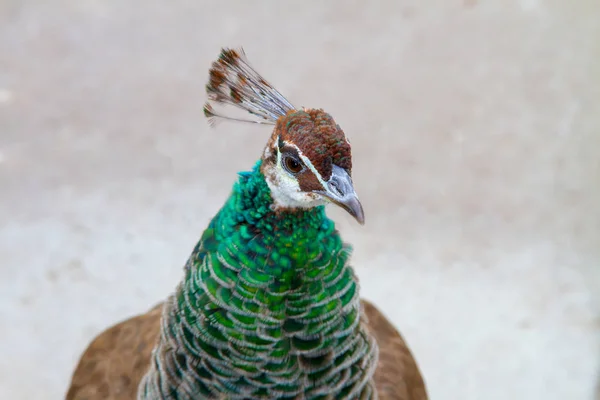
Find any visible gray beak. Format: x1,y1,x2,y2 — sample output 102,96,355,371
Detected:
317,165,365,225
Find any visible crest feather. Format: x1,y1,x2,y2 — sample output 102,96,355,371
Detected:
204,48,296,126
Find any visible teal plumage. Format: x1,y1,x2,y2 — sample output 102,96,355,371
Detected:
139,161,378,398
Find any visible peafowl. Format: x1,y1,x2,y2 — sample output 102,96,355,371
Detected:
66,48,428,400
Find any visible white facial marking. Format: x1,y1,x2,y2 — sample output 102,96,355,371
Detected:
297,152,328,188
263,145,272,159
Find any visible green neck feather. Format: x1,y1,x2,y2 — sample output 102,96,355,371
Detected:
139,161,377,399
206,160,342,277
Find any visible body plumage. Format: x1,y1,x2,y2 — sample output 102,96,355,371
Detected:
139,162,377,398
67,48,427,400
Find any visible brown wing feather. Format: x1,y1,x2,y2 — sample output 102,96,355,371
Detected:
363,299,429,400
65,303,163,400
66,300,427,400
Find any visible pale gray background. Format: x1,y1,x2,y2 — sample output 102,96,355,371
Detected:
1,1,599,399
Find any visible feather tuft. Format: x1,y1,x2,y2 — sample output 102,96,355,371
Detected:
204,47,295,126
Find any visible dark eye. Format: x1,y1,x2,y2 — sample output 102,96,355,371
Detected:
283,155,304,174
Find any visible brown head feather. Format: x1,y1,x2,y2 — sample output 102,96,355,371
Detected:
273,109,352,180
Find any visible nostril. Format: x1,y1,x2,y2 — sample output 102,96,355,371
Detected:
329,180,343,196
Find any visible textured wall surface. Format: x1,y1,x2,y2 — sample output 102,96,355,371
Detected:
1,1,599,399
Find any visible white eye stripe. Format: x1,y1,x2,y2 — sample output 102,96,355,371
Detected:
276,139,327,187
297,152,327,187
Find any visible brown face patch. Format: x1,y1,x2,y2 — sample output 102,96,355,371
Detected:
296,169,325,192
272,109,352,180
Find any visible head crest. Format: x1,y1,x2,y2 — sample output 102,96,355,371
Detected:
203,48,296,126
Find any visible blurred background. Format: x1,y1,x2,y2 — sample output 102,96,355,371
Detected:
1,1,599,399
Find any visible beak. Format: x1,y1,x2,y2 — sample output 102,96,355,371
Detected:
317,165,365,225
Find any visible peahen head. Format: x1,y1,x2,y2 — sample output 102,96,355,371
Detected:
204,48,364,224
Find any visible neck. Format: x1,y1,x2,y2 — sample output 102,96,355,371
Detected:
139,161,378,399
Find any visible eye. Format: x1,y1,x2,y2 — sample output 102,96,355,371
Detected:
283,154,304,174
